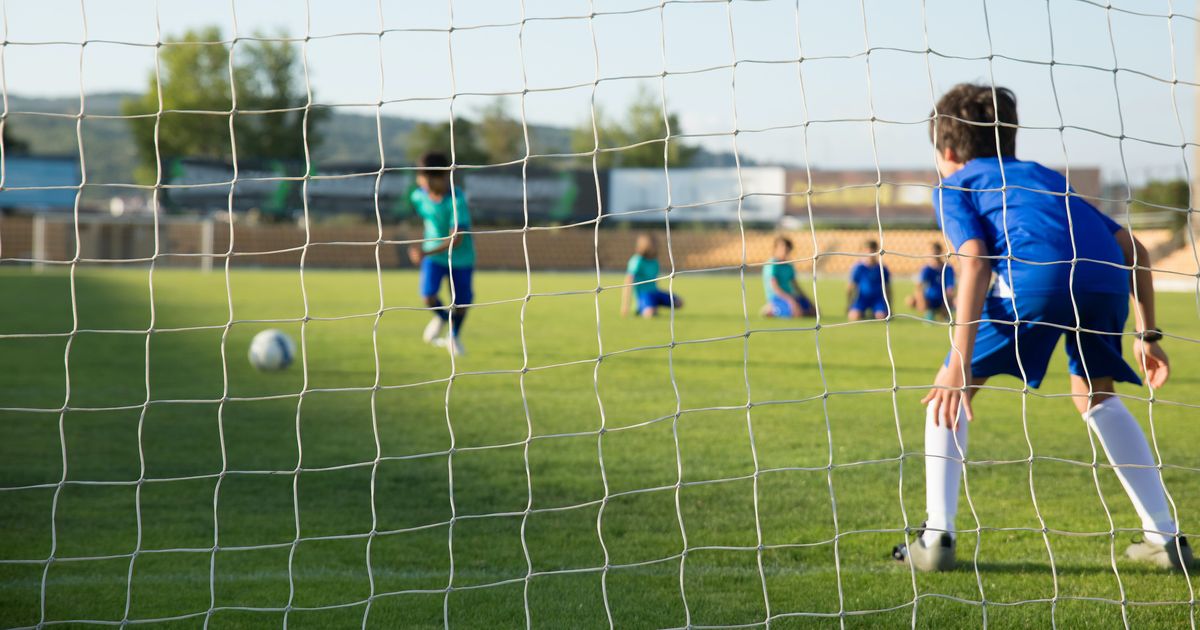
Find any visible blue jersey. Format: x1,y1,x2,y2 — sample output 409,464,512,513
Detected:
933,157,1125,296
626,254,660,297
850,261,890,300
920,263,955,302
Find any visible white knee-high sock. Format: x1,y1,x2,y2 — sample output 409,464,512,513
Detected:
924,402,968,545
1084,397,1177,545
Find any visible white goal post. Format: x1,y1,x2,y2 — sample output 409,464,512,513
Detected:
18,213,217,272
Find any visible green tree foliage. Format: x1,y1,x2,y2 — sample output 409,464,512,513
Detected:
2,124,30,155
233,37,327,165
1131,179,1190,231
405,117,487,165
123,26,325,182
405,99,530,165
476,98,525,163
571,86,698,168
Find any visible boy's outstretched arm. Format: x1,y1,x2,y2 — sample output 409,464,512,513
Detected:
923,238,990,427
409,233,464,262
1115,228,1170,388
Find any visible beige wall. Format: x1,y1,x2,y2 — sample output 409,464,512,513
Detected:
0,215,1178,277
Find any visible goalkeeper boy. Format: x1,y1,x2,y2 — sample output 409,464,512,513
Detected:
894,83,1187,572
408,151,474,358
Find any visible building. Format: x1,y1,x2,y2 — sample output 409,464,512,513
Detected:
784,167,1103,226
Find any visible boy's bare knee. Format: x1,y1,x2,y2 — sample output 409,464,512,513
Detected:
1070,375,1116,413
1073,391,1116,415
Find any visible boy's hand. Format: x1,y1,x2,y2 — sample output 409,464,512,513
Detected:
923,361,974,429
1133,339,1170,389
407,246,425,265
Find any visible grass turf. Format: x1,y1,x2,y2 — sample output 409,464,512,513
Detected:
1,266,1199,629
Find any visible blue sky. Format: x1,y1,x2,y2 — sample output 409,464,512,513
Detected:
3,0,1196,181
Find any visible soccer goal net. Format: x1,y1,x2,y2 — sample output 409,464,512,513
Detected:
0,0,1198,628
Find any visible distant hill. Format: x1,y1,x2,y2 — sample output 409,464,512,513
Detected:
4,93,744,199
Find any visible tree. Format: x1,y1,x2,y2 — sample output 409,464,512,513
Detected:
123,26,325,183
405,117,487,165
405,100,528,165
2,124,30,155
1131,179,1190,233
571,85,698,169
476,98,525,164
233,35,328,166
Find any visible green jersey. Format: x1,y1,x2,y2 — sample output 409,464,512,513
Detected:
626,254,660,297
763,258,796,299
411,187,475,268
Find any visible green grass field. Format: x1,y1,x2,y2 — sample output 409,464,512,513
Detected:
2,266,1200,629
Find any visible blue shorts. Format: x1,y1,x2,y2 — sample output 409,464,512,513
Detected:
419,258,474,305
636,290,677,313
951,292,1140,389
769,293,813,317
850,294,889,316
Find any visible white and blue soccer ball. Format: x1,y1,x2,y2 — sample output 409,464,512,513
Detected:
248,329,296,372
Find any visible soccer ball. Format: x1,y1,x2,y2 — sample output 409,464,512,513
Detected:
248,329,296,371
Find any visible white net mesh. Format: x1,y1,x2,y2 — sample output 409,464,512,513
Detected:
0,0,1198,627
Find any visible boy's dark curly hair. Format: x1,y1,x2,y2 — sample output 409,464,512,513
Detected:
417,151,451,176
930,83,1018,161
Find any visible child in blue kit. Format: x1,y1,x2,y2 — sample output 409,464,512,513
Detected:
906,241,956,321
894,83,1184,572
408,152,475,358
761,235,815,318
846,239,892,321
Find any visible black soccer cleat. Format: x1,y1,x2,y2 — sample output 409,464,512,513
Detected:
892,522,956,572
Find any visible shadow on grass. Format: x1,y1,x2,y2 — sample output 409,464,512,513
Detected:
947,561,1187,578
632,353,936,376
